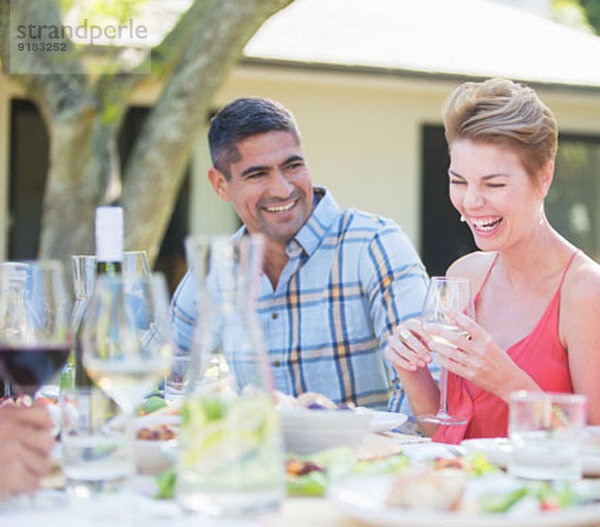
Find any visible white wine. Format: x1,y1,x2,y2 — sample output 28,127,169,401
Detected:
85,356,171,413
424,323,469,348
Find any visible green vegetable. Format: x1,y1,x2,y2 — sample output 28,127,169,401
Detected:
479,487,528,513
353,454,408,475
138,396,168,416
287,470,328,497
154,468,176,499
467,452,497,477
533,482,583,509
285,447,408,497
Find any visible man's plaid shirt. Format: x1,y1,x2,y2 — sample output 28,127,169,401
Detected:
171,188,429,413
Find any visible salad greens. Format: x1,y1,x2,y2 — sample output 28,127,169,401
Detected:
155,469,176,499
478,480,587,514
153,446,409,499
137,396,168,416
286,447,408,497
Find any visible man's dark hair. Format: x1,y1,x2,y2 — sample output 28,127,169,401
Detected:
208,97,301,178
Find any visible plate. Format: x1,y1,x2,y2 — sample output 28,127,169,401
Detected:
370,411,408,433
460,437,600,477
279,408,373,454
329,474,600,527
460,438,512,467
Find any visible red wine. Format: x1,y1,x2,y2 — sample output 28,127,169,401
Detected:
0,345,70,394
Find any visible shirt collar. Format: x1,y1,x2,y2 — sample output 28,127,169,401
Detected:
233,186,339,258
290,187,338,258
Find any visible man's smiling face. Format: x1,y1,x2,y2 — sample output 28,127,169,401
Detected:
210,130,313,245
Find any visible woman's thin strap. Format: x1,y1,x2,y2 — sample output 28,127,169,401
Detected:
558,250,579,289
473,252,499,305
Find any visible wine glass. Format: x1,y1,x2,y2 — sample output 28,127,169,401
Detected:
79,272,173,489
0,261,72,398
418,276,470,426
62,251,153,391
70,250,151,337
81,272,173,415
122,250,151,280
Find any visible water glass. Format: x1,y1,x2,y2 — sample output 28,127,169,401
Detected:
508,391,587,481
61,386,131,497
164,353,190,401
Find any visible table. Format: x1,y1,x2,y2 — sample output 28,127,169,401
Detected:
2,441,457,527
1,493,363,527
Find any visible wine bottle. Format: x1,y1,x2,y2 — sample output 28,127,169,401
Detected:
95,206,124,276
73,206,124,388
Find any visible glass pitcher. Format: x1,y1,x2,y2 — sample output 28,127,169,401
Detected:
176,234,284,517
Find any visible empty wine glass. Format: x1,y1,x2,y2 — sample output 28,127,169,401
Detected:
122,251,151,281
418,276,470,426
0,261,72,397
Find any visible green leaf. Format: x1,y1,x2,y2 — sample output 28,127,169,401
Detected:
137,395,167,416
286,471,328,497
154,468,176,500
479,487,528,513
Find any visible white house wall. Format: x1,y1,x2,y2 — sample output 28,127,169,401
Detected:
191,66,457,251
189,66,600,254
1,66,600,260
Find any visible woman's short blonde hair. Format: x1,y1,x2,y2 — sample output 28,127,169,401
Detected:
442,78,558,180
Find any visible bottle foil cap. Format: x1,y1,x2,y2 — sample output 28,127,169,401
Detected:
95,206,124,263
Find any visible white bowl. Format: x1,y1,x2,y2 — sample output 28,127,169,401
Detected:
135,440,174,475
279,408,373,454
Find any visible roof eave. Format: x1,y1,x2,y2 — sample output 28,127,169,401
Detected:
240,56,600,96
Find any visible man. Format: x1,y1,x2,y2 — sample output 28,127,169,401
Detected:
171,98,428,412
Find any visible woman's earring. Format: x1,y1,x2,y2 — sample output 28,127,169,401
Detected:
460,215,466,223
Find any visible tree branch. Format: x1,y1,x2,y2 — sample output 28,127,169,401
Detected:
0,0,91,124
94,0,210,114
121,0,294,260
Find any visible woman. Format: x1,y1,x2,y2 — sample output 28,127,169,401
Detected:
386,78,600,444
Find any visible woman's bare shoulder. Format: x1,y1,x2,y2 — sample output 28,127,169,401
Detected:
563,253,600,303
446,251,495,280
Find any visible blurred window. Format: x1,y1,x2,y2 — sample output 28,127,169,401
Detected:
547,134,600,262
9,100,190,292
420,126,600,276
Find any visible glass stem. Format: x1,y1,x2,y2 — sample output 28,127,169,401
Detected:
125,410,136,485
438,367,449,416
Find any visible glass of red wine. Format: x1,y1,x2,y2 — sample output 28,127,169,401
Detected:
0,260,72,397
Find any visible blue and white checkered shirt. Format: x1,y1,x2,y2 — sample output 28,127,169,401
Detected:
171,188,429,413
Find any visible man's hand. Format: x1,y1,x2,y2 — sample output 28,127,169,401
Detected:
0,403,56,499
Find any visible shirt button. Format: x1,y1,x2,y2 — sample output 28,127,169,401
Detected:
271,312,279,320
273,360,281,367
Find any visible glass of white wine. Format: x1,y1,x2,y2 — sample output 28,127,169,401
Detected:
418,276,470,426
80,272,173,484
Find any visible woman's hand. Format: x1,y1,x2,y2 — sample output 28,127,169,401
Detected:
385,318,433,373
0,403,56,499
426,310,538,400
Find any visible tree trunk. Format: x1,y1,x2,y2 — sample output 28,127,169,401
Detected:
122,0,295,263
39,108,123,260
1,0,295,267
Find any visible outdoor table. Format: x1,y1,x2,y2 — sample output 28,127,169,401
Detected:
0,439,455,527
